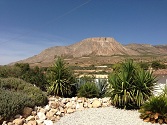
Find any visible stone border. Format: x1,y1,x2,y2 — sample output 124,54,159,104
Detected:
2,96,111,125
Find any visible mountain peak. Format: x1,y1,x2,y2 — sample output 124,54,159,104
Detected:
81,37,117,43
14,37,167,67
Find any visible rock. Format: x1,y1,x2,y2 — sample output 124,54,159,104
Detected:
84,102,88,108
56,111,62,116
61,98,67,104
92,99,101,108
76,103,84,110
31,111,37,116
50,101,59,109
44,120,53,125
71,97,76,101
50,116,58,122
71,103,76,109
102,103,108,107
46,109,58,119
102,97,110,103
59,107,64,113
22,107,33,118
66,102,72,108
39,108,46,114
59,102,65,108
2,121,7,125
27,120,37,125
48,97,56,101
36,120,43,125
67,108,74,114
56,116,60,120
37,112,46,121
13,118,24,125
44,105,50,111
7,122,14,125
87,103,93,108
77,98,85,103
14,114,22,119
26,116,35,121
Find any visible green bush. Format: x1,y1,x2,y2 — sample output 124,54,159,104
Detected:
0,66,21,78
138,62,150,70
151,61,166,70
77,82,99,98
0,77,48,106
0,64,48,91
108,60,157,109
140,86,167,124
0,88,32,121
46,57,76,97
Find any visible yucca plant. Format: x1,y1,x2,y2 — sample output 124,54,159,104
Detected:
139,96,167,124
140,85,167,124
46,57,75,97
77,82,99,98
108,60,157,109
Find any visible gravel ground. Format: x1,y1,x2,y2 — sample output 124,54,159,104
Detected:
54,106,163,125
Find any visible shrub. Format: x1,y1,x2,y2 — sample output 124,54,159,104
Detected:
0,77,48,106
46,57,76,97
138,62,150,70
0,66,21,78
140,85,167,124
77,82,99,98
151,61,166,70
0,64,48,91
108,60,157,109
0,88,32,121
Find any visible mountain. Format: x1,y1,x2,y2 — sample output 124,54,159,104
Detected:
125,44,167,55
15,37,167,67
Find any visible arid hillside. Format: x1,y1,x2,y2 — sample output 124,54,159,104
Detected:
14,37,167,67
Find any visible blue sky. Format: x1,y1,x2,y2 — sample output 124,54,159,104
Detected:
0,0,167,65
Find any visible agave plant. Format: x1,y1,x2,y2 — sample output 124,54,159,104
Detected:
98,78,108,97
46,57,75,97
108,59,157,109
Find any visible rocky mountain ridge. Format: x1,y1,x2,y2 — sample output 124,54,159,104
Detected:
16,37,167,67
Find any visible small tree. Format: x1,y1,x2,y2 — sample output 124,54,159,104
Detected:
46,57,76,97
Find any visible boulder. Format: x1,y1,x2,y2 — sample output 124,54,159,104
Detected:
22,107,33,118
7,122,14,125
49,101,59,109
27,120,37,125
44,120,53,125
56,111,62,116
66,102,73,108
37,112,46,121
36,120,43,125
13,118,24,125
31,111,37,116
46,109,58,119
59,107,64,113
67,108,74,114
44,105,50,111
87,103,93,108
26,116,35,121
92,100,101,108
76,103,84,110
